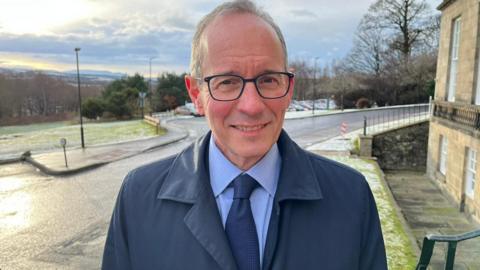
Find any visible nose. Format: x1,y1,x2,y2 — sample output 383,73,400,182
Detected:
235,81,265,116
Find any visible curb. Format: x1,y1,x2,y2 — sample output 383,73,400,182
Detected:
0,156,22,165
23,156,108,176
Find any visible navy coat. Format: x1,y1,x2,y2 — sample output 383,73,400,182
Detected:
102,130,387,270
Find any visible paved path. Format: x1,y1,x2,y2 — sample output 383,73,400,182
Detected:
385,171,480,270
1,122,189,175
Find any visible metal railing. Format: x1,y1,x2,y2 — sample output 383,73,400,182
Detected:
151,110,175,119
143,115,162,134
415,229,480,270
433,100,480,131
363,104,430,135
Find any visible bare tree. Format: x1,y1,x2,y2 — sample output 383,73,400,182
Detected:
345,15,387,77
289,59,312,100
370,0,434,64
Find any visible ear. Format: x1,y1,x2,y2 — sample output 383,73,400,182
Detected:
287,75,295,101
185,75,205,115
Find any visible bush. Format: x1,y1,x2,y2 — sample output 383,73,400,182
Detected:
356,97,370,109
82,98,105,119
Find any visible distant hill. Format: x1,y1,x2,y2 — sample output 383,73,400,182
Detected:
0,67,127,86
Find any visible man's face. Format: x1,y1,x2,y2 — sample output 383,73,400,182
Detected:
186,13,293,170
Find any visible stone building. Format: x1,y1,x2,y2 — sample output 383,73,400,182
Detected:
427,0,480,222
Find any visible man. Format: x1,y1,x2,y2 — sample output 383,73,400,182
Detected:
102,1,387,269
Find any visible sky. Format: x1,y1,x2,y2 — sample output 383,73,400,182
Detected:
0,0,441,76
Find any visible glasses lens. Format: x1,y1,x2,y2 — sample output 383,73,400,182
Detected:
208,75,243,100
256,73,290,98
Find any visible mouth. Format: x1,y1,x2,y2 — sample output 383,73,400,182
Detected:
231,123,268,132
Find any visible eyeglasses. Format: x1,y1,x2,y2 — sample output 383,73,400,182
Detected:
202,71,294,101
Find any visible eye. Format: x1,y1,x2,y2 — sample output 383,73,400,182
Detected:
258,74,280,85
211,76,242,90
219,78,237,85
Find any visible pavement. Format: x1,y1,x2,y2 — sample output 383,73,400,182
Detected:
0,121,189,175
385,171,480,270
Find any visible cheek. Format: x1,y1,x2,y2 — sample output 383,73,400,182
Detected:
267,99,289,114
205,100,233,122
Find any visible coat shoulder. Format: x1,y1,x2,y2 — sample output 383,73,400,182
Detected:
307,151,365,179
302,149,370,196
121,154,177,196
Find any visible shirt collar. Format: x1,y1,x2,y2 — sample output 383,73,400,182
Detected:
208,135,281,197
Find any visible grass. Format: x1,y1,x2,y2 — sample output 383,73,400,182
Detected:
0,120,163,156
0,121,71,135
330,156,418,270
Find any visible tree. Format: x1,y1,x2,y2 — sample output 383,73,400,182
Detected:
152,72,189,112
345,15,387,77
289,59,312,100
82,98,105,119
341,0,439,105
102,74,145,118
369,0,435,64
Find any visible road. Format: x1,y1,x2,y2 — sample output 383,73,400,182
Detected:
0,107,427,269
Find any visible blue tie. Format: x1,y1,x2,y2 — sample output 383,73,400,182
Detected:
226,174,260,270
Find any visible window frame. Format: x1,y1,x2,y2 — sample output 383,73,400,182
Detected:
447,17,461,102
439,135,448,175
465,147,477,199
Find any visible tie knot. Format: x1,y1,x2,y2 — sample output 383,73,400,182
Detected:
232,174,258,199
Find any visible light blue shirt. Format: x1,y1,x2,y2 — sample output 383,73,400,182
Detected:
208,136,281,265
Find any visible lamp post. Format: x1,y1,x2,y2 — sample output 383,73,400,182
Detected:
312,57,320,115
75,47,85,149
147,56,156,117
149,57,156,94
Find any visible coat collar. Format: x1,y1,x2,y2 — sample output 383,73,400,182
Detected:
275,130,323,202
157,129,323,203
156,132,211,203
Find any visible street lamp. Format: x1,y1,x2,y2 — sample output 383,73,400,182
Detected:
75,47,85,149
312,57,320,115
146,56,156,117
149,56,156,94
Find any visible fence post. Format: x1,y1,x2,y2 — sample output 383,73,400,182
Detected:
364,116,367,136
428,96,433,117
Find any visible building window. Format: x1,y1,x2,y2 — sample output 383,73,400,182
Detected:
465,148,477,198
439,136,448,175
476,30,480,104
447,17,461,102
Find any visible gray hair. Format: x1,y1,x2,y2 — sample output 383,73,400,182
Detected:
189,0,288,78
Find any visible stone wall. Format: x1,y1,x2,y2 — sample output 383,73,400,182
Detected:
372,121,429,171
427,119,480,223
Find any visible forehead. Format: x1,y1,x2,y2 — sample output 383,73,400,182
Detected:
201,12,284,71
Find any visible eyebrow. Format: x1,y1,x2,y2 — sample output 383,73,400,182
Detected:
208,69,284,77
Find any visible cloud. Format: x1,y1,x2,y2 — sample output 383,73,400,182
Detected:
289,9,319,21
0,9,194,72
0,0,442,74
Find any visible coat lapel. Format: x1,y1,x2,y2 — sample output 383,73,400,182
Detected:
262,130,324,270
157,132,237,270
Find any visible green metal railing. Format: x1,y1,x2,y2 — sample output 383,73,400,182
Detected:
415,229,480,270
